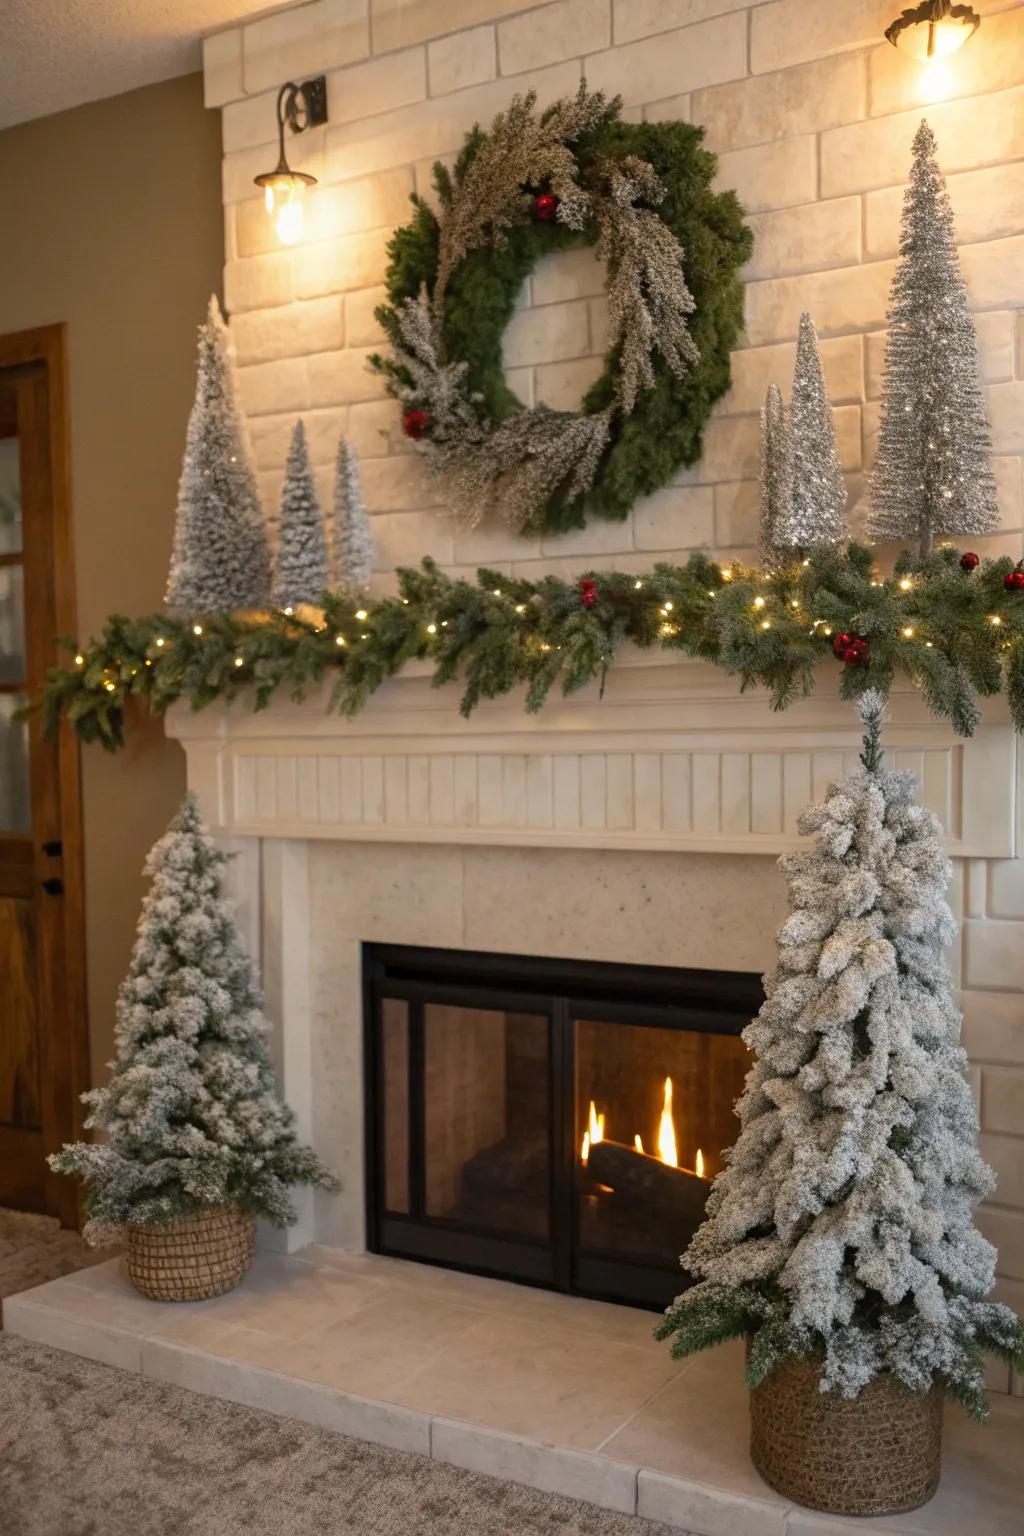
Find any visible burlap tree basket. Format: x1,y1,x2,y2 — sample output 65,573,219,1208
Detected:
749,1352,943,1517
126,1206,255,1302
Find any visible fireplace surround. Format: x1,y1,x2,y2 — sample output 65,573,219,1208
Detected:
365,944,761,1309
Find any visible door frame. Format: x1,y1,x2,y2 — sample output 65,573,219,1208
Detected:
0,323,88,1226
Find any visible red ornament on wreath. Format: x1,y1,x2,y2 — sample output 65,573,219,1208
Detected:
841,636,870,668
1004,563,1024,591
833,632,854,656
402,407,430,440
532,191,559,222
579,578,598,609
960,552,980,572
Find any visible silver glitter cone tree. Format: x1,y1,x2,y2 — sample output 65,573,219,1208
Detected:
868,121,998,556
50,793,337,1244
771,312,848,556
272,421,328,609
657,691,1024,1416
333,434,374,596
759,382,791,570
166,297,271,615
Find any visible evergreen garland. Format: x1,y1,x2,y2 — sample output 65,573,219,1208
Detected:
40,545,1024,751
370,87,751,535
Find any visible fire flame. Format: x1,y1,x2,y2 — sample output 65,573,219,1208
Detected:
657,1077,678,1168
579,1080,708,1178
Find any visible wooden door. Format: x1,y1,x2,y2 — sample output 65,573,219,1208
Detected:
0,325,86,1225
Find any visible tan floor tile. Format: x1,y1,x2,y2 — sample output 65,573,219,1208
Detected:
177,1260,384,1341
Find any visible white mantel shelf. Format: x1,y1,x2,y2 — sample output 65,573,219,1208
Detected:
167,651,1019,860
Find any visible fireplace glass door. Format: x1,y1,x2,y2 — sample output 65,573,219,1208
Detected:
366,945,761,1309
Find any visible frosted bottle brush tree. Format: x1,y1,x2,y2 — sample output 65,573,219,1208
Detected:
272,420,328,609
332,434,374,596
768,312,848,559
759,382,790,570
166,296,271,615
657,691,1024,1417
868,121,998,556
51,794,337,1243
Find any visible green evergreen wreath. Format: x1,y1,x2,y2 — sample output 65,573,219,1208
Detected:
370,85,752,537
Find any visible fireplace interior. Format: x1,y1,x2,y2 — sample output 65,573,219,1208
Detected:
365,946,762,1309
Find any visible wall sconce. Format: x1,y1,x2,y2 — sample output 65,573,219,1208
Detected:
254,77,328,245
885,1,980,61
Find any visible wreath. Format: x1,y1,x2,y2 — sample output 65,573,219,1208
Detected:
369,85,752,537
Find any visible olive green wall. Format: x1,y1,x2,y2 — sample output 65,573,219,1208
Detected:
0,73,224,1081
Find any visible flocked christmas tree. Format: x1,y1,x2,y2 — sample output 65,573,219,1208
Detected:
657,691,1024,1416
867,121,998,556
271,420,328,609
332,434,374,596
166,297,271,615
759,382,791,570
770,312,848,557
50,794,337,1244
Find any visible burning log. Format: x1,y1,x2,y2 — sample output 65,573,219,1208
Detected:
585,1138,711,1229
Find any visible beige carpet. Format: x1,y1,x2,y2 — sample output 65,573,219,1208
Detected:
0,1334,681,1536
0,1207,113,1325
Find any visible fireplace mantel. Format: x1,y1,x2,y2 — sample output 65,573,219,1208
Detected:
167,652,1017,859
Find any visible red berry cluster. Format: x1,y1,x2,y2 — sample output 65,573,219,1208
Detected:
1004,562,1024,591
402,407,430,440
579,578,598,609
833,631,870,668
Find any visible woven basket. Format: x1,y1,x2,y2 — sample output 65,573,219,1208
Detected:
749,1350,943,1517
125,1206,255,1302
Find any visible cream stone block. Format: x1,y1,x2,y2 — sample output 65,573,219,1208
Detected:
714,136,817,215
3,1296,144,1373
821,87,1024,198
743,197,861,283
637,1470,787,1536
307,347,387,408
454,522,544,566
222,136,326,206
994,458,1024,533
431,1419,639,1515
982,1066,1024,1136
370,0,540,53
987,384,1024,454
714,481,759,548
224,253,295,315
428,25,496,96
243,0,370,96
360,454,443,511
961,236,1024,311
866,314,1015,397
204,28,243,108
371,510,455,569
869,8,1024,119
698,405,861,482
584,12,747,107
531,247,606,306
539,515,636,560
633,486,715,551
325,46,427,126
499,0,609,76
348,399,416,458
865,162,1024,261
230,298,345,367
293,228,392,299
615,0,751,46
643,92,691,123
238,167,414,257
743,260,895,348
503,300,590,367
751,0,897,76
236,356,311,417
345,285,387,347
222,88,281,153
694,51,866,154
534,356,604,411
249,409,347,472
323,62,581,184
723,336,864,418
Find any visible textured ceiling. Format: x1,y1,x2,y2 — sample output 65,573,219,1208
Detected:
1,0,274,130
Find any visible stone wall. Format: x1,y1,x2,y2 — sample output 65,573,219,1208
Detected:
203,0,1024,1392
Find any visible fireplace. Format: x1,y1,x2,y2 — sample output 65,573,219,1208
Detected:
364,945,761,1309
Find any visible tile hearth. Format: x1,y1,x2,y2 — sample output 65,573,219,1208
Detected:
5,1249,1021,1536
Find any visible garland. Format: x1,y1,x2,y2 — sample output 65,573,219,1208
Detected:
42,547,1024,751
369,85,751,536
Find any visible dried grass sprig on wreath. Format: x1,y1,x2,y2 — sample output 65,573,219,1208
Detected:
370,84,751,538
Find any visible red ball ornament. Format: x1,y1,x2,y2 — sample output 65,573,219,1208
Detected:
833,631,853,655
960,551,980,572
843,645,866,668
1004,564,1024,591
579,578,598,609
532,192,559,222
402,407,430,440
